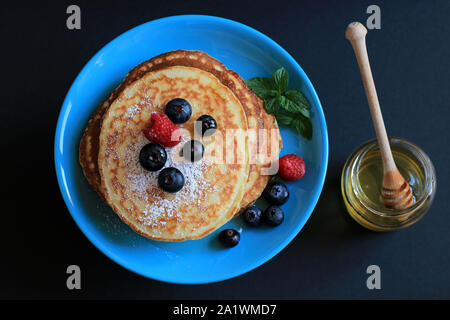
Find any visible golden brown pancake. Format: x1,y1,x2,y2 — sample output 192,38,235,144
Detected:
98,66,249,240
79,50,282,213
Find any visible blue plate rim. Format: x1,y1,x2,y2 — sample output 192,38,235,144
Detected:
54,14,329,284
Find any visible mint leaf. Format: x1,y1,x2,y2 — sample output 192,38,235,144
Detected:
281,90,311,118
264,96,280,114
282,99,309,118
245,77,276,99
293,114,313,140
245,68,313,140
278,95,287,109
275,109,312,140
284,90,310,109
273,109,294,126
273,68,288,94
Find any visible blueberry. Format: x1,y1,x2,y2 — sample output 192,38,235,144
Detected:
219,229,240,247
165,98,192,124
157,167,185,193
182,140,204,162
263,181,289,205
139,143,167,171
263,205,284,226
196,115,217,136
242,205,262,226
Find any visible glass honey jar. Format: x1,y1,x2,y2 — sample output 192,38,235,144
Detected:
341,137,436,231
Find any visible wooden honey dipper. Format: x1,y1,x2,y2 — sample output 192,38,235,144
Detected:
346,22,413,210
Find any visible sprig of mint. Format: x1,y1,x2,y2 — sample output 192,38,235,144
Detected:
246,67,313,140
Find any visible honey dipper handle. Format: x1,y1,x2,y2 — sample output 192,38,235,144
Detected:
346,22,396,173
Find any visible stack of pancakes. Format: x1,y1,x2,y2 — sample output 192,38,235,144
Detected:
79,50,282,241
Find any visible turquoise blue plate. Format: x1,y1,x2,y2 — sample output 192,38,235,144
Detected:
54,15,328,284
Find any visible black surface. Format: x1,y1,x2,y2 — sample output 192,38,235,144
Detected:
1,0,449,299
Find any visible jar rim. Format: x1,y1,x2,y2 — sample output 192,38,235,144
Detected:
350,137,436,217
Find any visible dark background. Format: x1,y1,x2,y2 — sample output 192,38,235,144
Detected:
1,0,449,299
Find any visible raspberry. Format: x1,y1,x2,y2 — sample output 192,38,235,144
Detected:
278,154,306,181
143,112,181,147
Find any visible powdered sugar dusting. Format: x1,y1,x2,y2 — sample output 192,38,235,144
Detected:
126,105,141,118
126,97,155,118
123,128,215,229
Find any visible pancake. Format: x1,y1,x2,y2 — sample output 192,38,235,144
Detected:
79,50,282,214
98,66,250,241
